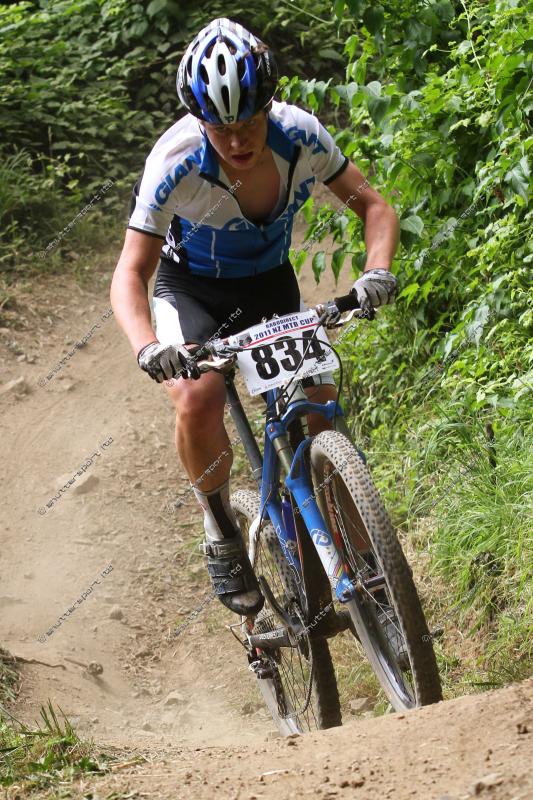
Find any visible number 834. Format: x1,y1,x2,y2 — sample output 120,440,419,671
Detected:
251,332,327,380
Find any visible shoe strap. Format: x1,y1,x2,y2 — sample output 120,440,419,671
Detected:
199,537,243,559
206,563,244,595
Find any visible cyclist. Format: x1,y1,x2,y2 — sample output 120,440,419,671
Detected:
110,17,399,619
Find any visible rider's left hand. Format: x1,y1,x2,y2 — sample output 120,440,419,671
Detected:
351,269,397,312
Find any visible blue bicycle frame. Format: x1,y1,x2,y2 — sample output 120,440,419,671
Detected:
254,385,359,605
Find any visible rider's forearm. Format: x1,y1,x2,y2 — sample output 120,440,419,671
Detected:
362,202,399,272
110,270,158,357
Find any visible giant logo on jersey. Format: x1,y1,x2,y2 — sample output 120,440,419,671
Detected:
154,146,203,206
277,176,316,224
220,176,315,233
284,126,328,155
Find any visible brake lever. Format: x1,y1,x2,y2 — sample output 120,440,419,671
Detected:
327,309,358,328
320,306,375,327
196,353,237,374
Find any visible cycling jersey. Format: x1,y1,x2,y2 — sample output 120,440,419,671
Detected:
128,101,348,278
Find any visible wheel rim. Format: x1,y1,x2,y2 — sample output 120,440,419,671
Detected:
321,461,417,707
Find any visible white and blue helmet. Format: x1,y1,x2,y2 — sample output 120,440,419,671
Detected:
177,18,278,124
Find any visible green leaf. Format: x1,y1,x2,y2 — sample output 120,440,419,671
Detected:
400,215,424,236
290,248,307,275
420,280,434,301
351,55,367,84
146,0,168,17
504,158,530,201
333,82,359,106
126,20,149,37
361,81,390,124
352,251,366,273
387,161,404,185
331,247,347,283
331,213,350,239
362,5,384,35
456,40,472,57
319,49,345,63
345,0,364,15
398,282,420,306
368,94,391,124
300,196,314,224
364,81,382,98
449,118,471,132
312,251,327,284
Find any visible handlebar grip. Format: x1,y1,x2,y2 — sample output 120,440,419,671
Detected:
333,291,360,313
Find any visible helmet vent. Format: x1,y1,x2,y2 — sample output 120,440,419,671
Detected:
237,58,246,80
218,54,226,75
200,63,209,84
221,85,230,114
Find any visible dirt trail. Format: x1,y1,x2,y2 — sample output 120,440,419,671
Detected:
1,214,532,800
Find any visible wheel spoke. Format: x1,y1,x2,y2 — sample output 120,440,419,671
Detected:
327,471,409,649
255,532,318,728
310,433,442,710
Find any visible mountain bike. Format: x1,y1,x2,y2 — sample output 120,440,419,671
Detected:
185,292,442,735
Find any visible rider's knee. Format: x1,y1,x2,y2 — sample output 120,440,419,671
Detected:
166,373,226,424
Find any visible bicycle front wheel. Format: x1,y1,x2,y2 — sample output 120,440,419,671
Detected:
231,489,341,734
310,431,442,710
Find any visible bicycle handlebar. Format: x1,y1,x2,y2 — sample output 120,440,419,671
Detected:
174,292,371,379
333,290,361,313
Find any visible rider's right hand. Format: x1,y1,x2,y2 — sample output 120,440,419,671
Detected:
137,341,200,382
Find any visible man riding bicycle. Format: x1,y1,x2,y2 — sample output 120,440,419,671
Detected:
110,17,399,619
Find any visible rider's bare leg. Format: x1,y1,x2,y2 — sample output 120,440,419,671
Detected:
164,368,263,615
165,377,338,487
164,369,231,493
164,369,241,540
304,383,337,435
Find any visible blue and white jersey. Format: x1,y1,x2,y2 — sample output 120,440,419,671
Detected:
128,101,348,278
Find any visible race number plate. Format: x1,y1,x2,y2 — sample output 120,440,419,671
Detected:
228,310,338,396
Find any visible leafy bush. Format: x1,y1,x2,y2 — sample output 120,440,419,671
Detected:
0,0,347,274
284,0,532,686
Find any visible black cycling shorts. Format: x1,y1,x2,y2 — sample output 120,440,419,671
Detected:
153,256,301,345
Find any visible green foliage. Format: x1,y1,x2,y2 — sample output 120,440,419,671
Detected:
0,0,347,274
285,0,532,419
282,0,532,687
422,417,532,685
0,700,111,789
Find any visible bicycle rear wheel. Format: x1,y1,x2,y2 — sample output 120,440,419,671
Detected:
231,489,341,734
310,431,442,710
